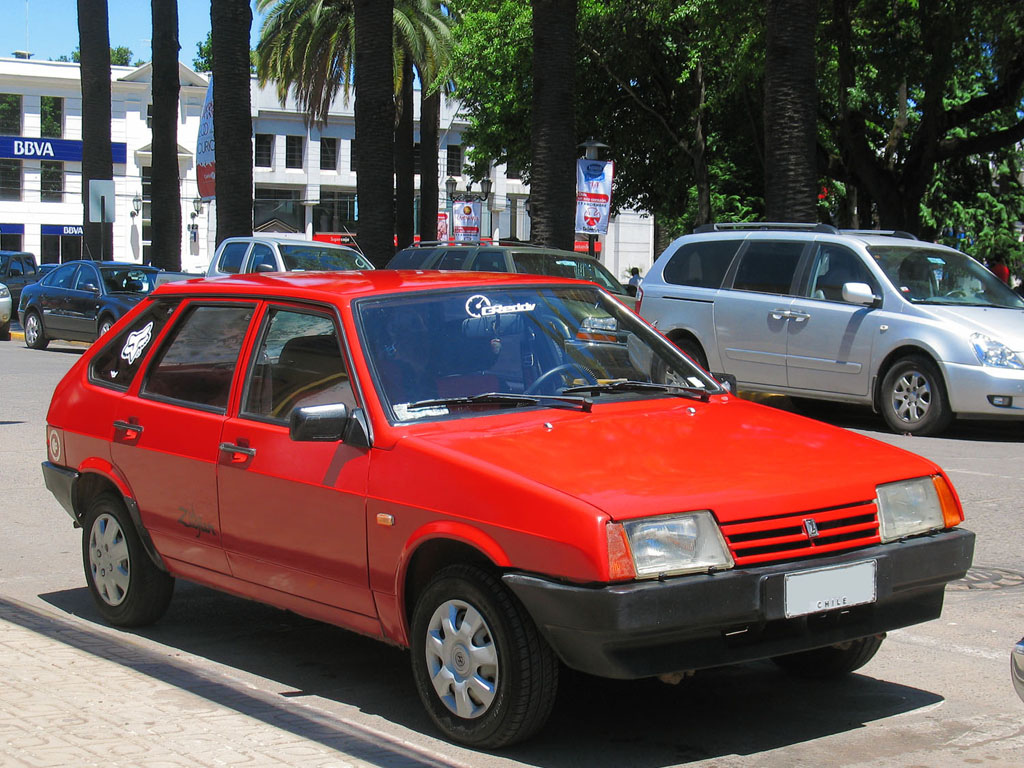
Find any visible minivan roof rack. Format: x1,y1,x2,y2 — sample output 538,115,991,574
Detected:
694,222,839,234
404,239,547,249
839,229,918,240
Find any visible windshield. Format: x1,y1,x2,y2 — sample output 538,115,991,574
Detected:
871,246,1024,308
356,285,718,422
99,267,159,294
511,252,626,294
279,244,373,271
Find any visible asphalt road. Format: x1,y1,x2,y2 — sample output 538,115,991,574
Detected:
1,338,1022,767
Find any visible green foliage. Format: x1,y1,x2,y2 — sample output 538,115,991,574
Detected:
193,30,255,74
56,45,137,66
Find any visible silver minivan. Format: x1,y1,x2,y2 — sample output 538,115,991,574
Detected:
638,224,1024,435
207,235,373,278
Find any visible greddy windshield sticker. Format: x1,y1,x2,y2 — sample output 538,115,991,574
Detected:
465,294,536,318
121,321,154,365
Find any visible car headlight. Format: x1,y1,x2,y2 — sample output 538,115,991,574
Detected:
877,476,962,542
607,511,734,579
970,333,1024,369
0,285,9,299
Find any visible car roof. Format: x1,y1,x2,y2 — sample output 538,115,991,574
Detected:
154,269,596,303
53,260,158,269
226,235,357,249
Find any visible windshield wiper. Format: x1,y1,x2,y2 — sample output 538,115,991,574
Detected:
563,379,714,401
405,391,593,412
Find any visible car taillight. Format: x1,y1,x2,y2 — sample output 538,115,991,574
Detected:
635,286,644,312
47,426,65,465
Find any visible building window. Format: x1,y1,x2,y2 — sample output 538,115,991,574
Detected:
320,137,338,171
254,187,304,232
314,190,357,233
412,142,421,175
286,135,304,169
446,144,462,177
41,161,64,202
505,160,521,181
40,96,63,138
0,232,22,250
0,94,21,135
0,159,22,201
146,104,152,129
141,166,153,263
255,134,273,167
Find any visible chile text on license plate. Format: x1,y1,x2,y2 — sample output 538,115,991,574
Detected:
784,560,877,619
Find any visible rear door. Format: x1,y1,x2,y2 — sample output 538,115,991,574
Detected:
712,239,807,387
65,261,104,338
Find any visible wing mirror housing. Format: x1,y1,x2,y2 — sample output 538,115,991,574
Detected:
843,282,881,307
289,403,370,447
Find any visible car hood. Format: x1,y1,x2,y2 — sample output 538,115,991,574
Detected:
919,305,1024,350
405,398,940,523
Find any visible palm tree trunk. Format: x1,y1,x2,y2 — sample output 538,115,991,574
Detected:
418,81,440,242
77,0,113,260
353,0,395,266
211,0,254,244
151,0,182,270
764,0,818,223
395,58,415,249
530,0,577,250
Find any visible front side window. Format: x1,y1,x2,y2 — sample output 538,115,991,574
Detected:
0,94,21,135
278,244,372,271
41,160,64,202
90,300,178,389
731,241,805,295
805,245,876,301
216,241,250,274
100,266,159,294
473,251,509,272
436,249,470,270
872,246,1024,308
72,264,101,292
242,309,353,422
662,240,739,289
356,285,720,423
249,244,276,272
142,304,255,412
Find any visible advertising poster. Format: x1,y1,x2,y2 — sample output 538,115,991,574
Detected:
575,158,614,235
196,76,216,199
437,211,449,241
453,201,480,242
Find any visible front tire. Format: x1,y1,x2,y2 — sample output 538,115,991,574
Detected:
410,565,558,748
23,310,49,349
879,355,952,435
82,492,174,627
772,634,885,678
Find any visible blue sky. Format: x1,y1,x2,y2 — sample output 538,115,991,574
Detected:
2,0,265,67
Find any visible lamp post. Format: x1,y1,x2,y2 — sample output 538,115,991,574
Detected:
444,176,457,242
130,194,141,219
578,139,609,259
449,177,491,242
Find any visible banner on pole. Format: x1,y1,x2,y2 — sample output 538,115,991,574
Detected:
453,201,481,241
575,158,614,235
437,212,450,241
196,77,216,199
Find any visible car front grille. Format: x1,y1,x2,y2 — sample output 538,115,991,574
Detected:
719,502,880,566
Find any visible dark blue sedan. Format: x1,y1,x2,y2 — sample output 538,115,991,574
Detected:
19,260,162,349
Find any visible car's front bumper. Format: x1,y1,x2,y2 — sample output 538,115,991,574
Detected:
944,361,1024,418
504,527,974,679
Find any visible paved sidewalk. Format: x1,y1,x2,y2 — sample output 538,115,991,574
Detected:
0,597,463,768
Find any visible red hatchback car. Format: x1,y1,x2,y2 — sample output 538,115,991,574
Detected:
43,271,975,747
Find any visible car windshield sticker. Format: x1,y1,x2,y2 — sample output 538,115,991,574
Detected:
465,294,536,318
393,403,449,420
121,321,154,365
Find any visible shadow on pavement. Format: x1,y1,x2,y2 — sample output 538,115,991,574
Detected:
39,582,944,766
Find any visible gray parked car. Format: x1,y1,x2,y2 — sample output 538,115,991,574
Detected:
206,235,373,278
638,223,1024,435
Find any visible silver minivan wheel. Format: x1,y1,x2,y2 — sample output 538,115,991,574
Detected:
880,356,952,435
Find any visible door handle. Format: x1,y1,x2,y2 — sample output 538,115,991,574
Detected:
219,442,257,465
769,309,790,321
112,419,143,442
788,311,810,323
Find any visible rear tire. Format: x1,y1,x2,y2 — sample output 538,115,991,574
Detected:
772,635,885,679
82,492,174,627
24,310,49,349
670,335,709,370
98,315,115,338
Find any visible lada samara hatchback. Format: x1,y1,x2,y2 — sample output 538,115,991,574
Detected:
42,270,975,748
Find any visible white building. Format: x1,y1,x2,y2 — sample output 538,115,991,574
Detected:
0,57,654,279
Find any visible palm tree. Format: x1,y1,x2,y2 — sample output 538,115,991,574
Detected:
763,0,818,223
210,0,255,243
77,0,113,260
255,0,452,261
150,0,182,270
530,0,577,250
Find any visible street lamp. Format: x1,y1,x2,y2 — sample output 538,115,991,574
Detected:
577,138,610,258
189,197,203,235
130,194,141,218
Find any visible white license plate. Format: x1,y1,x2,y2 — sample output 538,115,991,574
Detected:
784,560,877,618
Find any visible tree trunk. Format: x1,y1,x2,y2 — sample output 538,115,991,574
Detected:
692,62,712,226
353,0,395,267
395,58,415,250
764,0,818,223
418,82,440,242
530,0,577,250
77,0,113,261
151,0,182,270
211,0,253,245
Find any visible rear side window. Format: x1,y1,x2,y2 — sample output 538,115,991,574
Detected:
388,248,436,268
47,263,77,288
142,304,255,412
473,250,509,272
436,249,471,269
90,300,178,390
216,242,249,274
732,241,805,295
662,241,738,288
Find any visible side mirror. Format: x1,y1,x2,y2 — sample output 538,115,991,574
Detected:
254,263,276,273
289,403,370,447
842,282,880,307
80,282,100,293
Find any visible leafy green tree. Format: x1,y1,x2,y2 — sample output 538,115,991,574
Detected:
59,45,138,65
192,29,256,73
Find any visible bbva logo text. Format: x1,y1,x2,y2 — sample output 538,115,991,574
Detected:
13,140,56,157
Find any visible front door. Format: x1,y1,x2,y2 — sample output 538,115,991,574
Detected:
65,261,103,338
217,304,374,616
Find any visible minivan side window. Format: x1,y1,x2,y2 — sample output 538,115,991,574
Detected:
217,242,250,274
90,300,178,390
142,304,255,412
249,244,276,272
806,245,876,301
662,241,738,288
732,241,804,295
436,249,471,269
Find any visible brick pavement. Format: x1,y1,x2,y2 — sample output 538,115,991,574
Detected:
0,597,465,768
